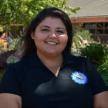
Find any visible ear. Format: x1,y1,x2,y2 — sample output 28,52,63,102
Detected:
31,32,35,39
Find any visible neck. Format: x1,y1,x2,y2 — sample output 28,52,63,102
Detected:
37,52,63,76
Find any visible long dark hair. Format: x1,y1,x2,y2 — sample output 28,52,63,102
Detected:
23,7,73,57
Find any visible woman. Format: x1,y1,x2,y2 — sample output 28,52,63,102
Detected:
0,7,108,108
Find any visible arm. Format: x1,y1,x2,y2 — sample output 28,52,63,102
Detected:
0,93,22,108
0,63,23,108
94,91,108,108
85,59,108,107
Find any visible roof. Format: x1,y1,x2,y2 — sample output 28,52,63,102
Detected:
67,0,108,17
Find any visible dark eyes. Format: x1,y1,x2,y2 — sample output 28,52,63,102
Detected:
56,30,65,34
40,28,65,34
41,28,49,32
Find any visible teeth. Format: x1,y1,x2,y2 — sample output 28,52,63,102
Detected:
47,41,57,45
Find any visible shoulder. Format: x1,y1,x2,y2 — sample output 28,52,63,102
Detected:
64,54,95,73
5,52,38,75
8,52,38,69
2,53,38,84
64,54,88,65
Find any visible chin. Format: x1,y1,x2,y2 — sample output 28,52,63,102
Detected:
45,52,61,57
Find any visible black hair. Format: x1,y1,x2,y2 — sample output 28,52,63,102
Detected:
23,7,73,57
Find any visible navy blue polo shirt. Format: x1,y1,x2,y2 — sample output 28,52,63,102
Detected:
0,52,107,108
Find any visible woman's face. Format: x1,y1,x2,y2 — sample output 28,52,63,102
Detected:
31,17,68,57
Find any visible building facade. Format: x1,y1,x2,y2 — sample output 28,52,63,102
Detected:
67,0,108,43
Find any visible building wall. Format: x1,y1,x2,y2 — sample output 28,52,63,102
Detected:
71,17,108,43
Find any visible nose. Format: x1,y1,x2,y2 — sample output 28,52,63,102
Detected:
49,31,57,38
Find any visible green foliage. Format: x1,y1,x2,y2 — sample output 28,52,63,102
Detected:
0,25,3,32
8,38,21,51
0,37,21,51
80,43,107,65
73,30,93,49
73,29,108,85
97,49,108,85
0,0,77,30
80,43,108,85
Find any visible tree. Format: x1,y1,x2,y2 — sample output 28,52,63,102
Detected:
0,0,79,30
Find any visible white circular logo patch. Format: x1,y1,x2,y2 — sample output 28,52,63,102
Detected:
71,71,88,84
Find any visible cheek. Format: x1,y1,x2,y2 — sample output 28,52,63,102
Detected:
31,33,38,46
31,32,42,42
62,35,68,45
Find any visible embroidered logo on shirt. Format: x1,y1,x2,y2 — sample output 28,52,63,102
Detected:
71,71,88,84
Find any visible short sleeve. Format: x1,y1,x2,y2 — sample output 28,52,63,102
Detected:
0,63,22,96
86,59,108,95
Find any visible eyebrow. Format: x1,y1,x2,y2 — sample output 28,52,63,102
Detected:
40,25,49,28
40,25,66,30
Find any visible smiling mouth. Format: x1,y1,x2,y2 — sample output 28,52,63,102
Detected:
46,41,58,45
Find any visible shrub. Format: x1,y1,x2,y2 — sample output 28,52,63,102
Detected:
73,30,93,49
97,54,108,85
80,43,108,85
80,43,106,65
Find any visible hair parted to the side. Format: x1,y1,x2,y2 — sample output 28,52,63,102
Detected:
22,7,73,57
